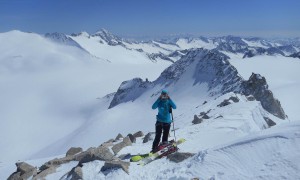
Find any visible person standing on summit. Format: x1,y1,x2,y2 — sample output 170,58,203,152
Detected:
151,90,177,153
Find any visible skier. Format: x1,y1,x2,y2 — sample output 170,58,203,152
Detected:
151,89,177,153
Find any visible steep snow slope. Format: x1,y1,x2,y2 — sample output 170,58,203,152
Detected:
0,30,171,163
229,55,300,121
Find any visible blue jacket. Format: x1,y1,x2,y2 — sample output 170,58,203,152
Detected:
152,98,177,123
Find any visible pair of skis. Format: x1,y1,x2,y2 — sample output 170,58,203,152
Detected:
131,138,186,166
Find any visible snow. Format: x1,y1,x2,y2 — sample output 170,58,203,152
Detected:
242,39,269,48
176,38,216,50
229,55,300,121
0,30,171,164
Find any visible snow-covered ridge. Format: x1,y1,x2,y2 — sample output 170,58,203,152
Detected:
110,48,286,119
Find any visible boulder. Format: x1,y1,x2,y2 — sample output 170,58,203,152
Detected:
33,166,56,180
112,137,132,155
202,114,210,119
167,152,195,163
40,156,73,171
8,162,37,180
75,146,114,164
192,115,203,124
101,160,130,174
143,132,155,143
229,96,239,103
67,166,83,180
115,133,123,141
217,99,231,107
246,95,255,101
66,147,83,157
127,133,136,143
264,117,276,127
133,131,144,138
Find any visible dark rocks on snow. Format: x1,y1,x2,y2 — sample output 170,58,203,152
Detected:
133,131,144,138
167,152,195,163
246,95,256,101
108,78,152,109
40,156,73,171
8,162,37,180
202,114,210,119
192,115,203,124
217,96,239,107
112,136,132,155
101,160,130,174
202,101,207,105
264,117,276,127
75,146,114,165
67,166,83,180
33,166,57,180
127,133,136,143
115,133,123,141
241,73,286,119
143,132,155,143
66,147,83,157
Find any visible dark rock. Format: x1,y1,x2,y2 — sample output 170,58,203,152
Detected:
217,99,231,107
202,101,207,105
111,137,132,155
229,96,239,103
106,138,115,143
108,78,152,109
202,114,210,119
75,146,114,164
192,115,203,124
264,117,276,127
133,131,144,138
246,95,255,101
167,152,195,163
7,172,21,180
127,133,136,143
33,166,56,180
66,147,83,157
8,162,37,180
241,73,286,119
67,166,83,180
100,141,114,148
143,132,155,143
101,161,130,174
115,133,123,141
40,156,73,171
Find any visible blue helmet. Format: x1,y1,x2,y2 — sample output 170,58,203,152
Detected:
161,89,168,94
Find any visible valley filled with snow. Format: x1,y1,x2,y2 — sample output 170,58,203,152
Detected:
0,29,300,180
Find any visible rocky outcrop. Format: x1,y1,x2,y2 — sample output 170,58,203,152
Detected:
192,115,203,124
112,136,132,154
66,147,83,157
75,146,114,164
241,73,286,119
264,117,276,127
115,133,123,141
167,152,195,163
217,96,239,107
133,131,144,138
101,160,130,174
108,78,152,109
127,133,136,143
67,166,83,180
8,162,37,180
143,132,155,143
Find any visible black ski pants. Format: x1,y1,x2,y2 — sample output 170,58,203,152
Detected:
152,121,171,150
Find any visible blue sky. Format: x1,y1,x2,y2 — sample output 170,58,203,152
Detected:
0,0,299,38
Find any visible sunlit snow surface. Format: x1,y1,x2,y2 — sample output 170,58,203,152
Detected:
1,31,300,180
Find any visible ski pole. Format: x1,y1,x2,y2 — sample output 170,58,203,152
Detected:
170,107,176,142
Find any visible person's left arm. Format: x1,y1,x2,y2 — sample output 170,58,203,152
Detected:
168,98,177,109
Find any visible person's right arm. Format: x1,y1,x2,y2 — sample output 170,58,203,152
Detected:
152,97,161,109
